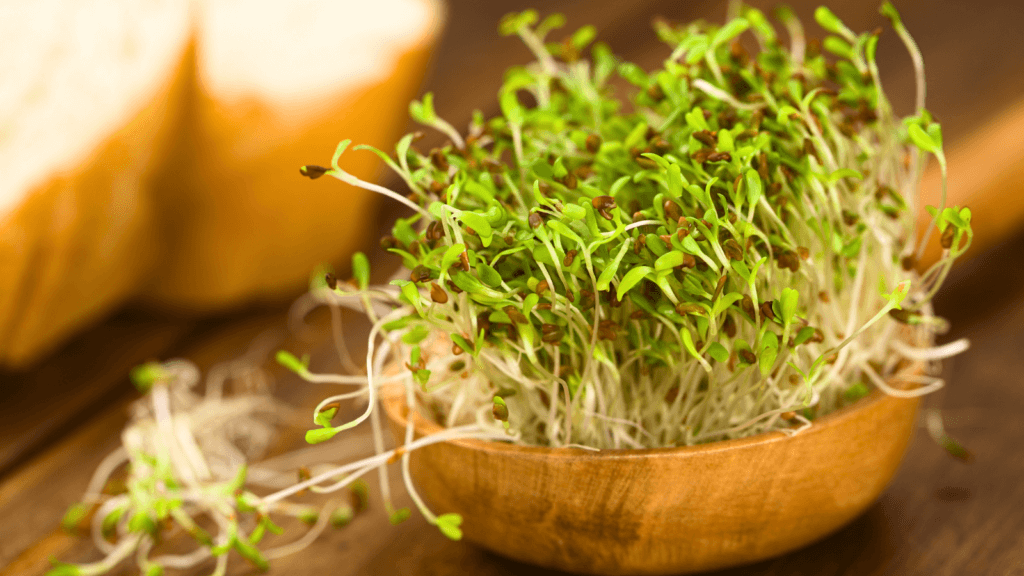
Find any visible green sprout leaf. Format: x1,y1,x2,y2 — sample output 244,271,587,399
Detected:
315,406,338,427
352,252,370,290
436,513,464,541
844,382,870,402
46,561,83,576
331,504,355,527
707,342,729,363
276,350,309,375
409,92,437,125
306,427,341,444
61,503,91,533
499,9,538,36
389,507,412,525
908,123,940,154
779,288,799,328
129,362,166,393
617,266,653,302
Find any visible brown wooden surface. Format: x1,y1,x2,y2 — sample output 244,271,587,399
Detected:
2,1,1024,575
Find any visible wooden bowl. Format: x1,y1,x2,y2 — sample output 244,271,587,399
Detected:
382,389,920,575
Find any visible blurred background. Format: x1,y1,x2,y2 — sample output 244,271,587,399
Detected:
2,1,1023,574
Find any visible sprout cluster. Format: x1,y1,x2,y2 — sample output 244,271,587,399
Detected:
303,3,970,449
54,5,973,575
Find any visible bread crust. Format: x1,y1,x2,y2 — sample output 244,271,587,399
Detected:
143,43,436,310
0,52,190,368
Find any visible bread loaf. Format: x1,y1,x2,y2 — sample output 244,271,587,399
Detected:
144,0,443,310
0,0,192,368
0,0,443,368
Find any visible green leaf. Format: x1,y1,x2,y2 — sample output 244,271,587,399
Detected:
654,251,684,272
352,252,370,290
908,123,939,154
780,288,799,327
537,13,566,35
562,204,587,220
331,504,355,527
570,25,597,49
128,512,157,535
712,292,744,318
685,107,709,132
814,7,852,37
732,260,752,283
500,90,525,125
865,33,879,62
451,333,475,356
436,513,464,541
227,464,248,493
396,132,414,164
398,281,422,310
927,122,943,148
330,139,352,170
617,266,653,301
617,62,648,87
498,9,538,36
314,406,338,427
389,507,412,525
666,163,684,198
681,328,700,360
61,503,91,532
402,325,431,345
828,168,863,183
794,326,817,346
476,262,503,288
744,169,762,207
759,346,778,377
717,128,734,153
392,217,418,246
711,18,749,46
233,536,270,571
306,427,340,444
129,362,166,393
441,243,466,274
46,561,83,576
707,342,729,363
823,36,854,59
844,382,870,402
879,1,903,27
459,212,493,247
276,351,308,374
596,241,632,291
776,105,799,125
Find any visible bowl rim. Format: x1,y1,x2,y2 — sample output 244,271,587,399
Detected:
381,366,922,461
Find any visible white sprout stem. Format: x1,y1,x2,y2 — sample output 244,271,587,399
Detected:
150,546,211,570
75,533,142,576
260,425,504,505
891,337,969,361
151,385,200,487
263,500,338,560
330,171,432,219
863,362,943,398
430,118,466,150
692,79,765,111
782,13,805,64
83,447,128,501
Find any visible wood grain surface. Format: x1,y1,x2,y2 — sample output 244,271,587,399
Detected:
2,1,1023,575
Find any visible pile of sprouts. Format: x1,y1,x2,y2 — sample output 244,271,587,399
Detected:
53,4,973,575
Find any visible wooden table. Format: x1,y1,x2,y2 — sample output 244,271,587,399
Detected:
3,1,1023,574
